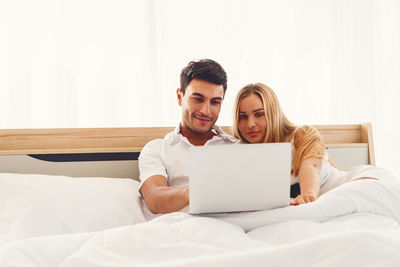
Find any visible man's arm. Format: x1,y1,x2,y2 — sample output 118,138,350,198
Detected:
140,175,189,214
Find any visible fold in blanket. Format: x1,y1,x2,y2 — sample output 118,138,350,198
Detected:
207,179,400,232
2,179,400,266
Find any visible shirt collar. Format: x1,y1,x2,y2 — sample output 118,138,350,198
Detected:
211,125,238,143
167,123,238,145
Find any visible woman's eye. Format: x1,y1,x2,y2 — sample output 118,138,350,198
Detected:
255,113,265,118
239,115,247,120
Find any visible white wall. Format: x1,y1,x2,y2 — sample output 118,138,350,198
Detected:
1,0,399,173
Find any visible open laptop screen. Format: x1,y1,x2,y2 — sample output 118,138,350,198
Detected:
188,143,291,214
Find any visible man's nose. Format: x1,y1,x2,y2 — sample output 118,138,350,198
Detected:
200,102,211,115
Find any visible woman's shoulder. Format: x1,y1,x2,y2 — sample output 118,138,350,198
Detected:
292,125,323,148
293,125,319,136
290,125,327,177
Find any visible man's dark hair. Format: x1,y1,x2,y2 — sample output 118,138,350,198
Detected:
180,59,227,95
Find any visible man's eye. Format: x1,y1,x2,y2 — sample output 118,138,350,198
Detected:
211,100,221,105
193,97,203,102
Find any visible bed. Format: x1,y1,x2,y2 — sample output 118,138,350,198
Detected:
1,123,399,266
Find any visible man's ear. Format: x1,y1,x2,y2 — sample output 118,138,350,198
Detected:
177,88,183,106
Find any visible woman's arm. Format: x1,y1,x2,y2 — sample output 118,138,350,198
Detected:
290,157,322,205
290,125,325,205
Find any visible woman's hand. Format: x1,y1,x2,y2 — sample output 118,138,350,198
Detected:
290,193,317,205
293,157,322,206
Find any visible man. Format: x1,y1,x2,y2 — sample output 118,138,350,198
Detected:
139,59,237,216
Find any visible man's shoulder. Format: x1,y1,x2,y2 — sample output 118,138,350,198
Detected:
142,128,178,151
143,138,165,148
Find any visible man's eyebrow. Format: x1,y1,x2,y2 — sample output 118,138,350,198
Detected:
192,93,205,98
192,93,223,101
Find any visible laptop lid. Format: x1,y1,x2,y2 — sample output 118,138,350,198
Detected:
188,143,291,214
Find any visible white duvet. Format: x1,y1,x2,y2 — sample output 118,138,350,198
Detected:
1,178,400,266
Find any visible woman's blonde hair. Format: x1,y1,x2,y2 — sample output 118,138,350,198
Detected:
232,83,326,176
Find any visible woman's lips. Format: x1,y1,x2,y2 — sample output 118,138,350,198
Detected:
246,131,260,137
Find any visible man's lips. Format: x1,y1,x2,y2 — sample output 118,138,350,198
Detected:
194,116,211,123
246,131,261,137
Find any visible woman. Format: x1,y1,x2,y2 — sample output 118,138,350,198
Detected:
232,83,396,205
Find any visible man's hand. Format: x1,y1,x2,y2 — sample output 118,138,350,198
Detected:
140,175,189,214
290,193,317,205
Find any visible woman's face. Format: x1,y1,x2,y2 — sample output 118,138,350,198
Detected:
238,93,267,143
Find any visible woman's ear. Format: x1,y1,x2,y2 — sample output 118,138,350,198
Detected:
176,88,183,106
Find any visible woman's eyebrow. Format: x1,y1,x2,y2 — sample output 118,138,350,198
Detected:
253,108,264,112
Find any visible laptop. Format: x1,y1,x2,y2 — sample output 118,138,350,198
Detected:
188,143,291,214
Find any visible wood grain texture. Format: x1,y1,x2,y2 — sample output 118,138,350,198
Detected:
360,123,375,165
0,124,375,165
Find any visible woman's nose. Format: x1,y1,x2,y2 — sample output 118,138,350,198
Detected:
247,116,256,128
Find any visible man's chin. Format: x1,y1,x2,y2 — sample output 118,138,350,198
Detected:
193,127,212,134
191,123,214,134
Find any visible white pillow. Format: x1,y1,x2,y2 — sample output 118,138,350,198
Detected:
0,173,146,245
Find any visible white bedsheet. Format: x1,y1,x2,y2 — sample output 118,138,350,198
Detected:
1,179,400,266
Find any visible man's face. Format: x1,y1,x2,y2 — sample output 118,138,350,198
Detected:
177,78,225,134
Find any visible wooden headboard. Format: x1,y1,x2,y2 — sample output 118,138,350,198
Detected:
0,123,375,179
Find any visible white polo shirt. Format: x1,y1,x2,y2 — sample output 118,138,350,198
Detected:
139,124,238,189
